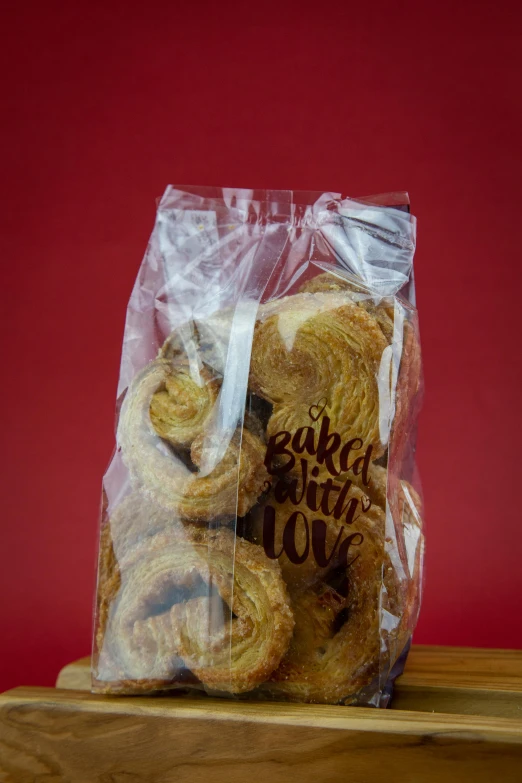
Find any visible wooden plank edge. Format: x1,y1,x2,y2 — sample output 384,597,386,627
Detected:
56,657,91,690
3,686,522,742
57,646,522,691
405,645,522,678
392,683,522,719
55,655,522,720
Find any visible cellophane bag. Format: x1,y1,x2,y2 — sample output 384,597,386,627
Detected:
92,186,424,707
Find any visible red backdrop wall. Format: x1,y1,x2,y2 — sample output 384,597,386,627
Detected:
1,0,521,694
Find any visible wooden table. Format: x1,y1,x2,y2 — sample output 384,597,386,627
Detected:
1,645,522,782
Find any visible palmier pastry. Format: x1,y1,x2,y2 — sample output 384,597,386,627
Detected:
251,469,422,703
148,360,219,448
262,513,385,704
246,476,386,702
349,466,423,673
104,491,174,559
92,491,175,691
383,476,424,663
94,525,294,694
249,481,384,589
249,292,389,472
117,359,268,521
159,308,234,377
389,318,422,466
299,271,395,342
299,273,422,466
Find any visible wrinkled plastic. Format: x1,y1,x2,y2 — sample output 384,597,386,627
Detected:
92,186,424,707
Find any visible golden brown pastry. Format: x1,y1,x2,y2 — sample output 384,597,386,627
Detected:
149,360,219,448
299,271,395,342
261,514,385,704
93,525,295,695
250,468,423,704
98,270,422,702
249,292,389,474
299,273,422,467
389,319,422,466
249,481,384,589
104,491,173,558
382,475,424,670
350,461,388,510
117,359,268,521
242,469,385,702
159,309,233,376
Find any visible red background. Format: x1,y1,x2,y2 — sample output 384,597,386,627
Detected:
1,1,521,694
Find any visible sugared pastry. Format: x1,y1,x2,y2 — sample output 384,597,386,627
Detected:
249,292,389,474
149,361,219,448
159,308,233,377
389,319,422,466
94,526,294,694
299,273,422,466
249,482,385,589
299,271,395,343
261,512,385,704
93,188,423,706
250,466,423,704
117,359,268,521
103,491,174,559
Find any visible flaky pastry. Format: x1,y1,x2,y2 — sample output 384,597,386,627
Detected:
105,491,174,558
299,271,395,342
149,360,219,448
249,292,389,471
94,525,294,694
159,309,233,376
299,273,422,466
262,514,385,704
250,467,423,704
250,482,384,589
117,359,268,521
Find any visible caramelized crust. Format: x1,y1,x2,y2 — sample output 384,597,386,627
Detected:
149,361,219,448
249,467,423,704
249,293,389,473
299,271,395,342
262,513,385,704
299,273,422,468
249,482,385,589
117,359,268,522
93,525,294,695
95,271,422,703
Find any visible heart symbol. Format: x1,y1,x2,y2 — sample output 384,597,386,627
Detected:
361,496,372,513
308,397,328,422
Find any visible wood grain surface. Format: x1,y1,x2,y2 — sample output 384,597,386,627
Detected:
400,645,522,687
55,645,522,689
1,646,522,782
1,685,522,783
55,645,522,718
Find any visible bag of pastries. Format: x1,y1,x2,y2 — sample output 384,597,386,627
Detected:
92,186,424,707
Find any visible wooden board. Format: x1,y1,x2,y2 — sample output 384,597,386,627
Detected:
56,645,522,718
393,645,522,718
1,646,522,782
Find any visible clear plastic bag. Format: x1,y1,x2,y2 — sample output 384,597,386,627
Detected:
92,186,424,706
